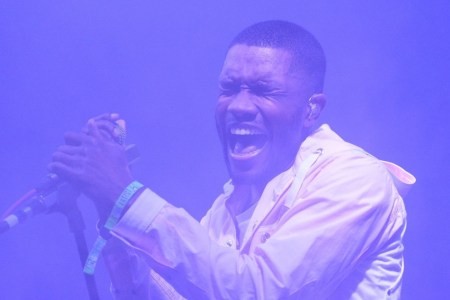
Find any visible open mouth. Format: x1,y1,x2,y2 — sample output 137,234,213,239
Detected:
228,127,268,156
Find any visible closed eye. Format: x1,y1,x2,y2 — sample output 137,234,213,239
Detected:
250,82,285,98
219,80,240,96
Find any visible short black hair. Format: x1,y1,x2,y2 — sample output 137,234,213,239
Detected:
229,20,326,93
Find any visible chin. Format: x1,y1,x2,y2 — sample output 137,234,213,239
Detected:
230,172,260,186
228,163,276,188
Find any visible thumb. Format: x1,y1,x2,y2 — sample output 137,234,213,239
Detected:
87,118,105,140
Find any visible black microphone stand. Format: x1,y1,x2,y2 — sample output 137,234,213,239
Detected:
55,184,100,300
0,144,140,297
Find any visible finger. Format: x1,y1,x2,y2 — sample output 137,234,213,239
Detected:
115,119,126,130
81,113,119,133
82,113,120,135
52,150,80,167
88,118,126,145
87,118,103,141
81,120,113,138
91,113,121,122
64,131,92,146
110,113,120,121
82,120,114,142
82,117,126,143
48,161,80,182
93,119,126,135
56,145,83,156
96,119,126,144
94,120,117,136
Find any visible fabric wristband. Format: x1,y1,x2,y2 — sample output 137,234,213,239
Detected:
84,180,144,275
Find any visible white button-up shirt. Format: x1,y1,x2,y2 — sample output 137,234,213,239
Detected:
109,124,415,299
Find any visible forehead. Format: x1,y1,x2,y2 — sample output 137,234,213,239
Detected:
220,45,295,81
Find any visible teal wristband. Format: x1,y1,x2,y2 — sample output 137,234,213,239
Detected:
84,181,144,275
104,181,143,230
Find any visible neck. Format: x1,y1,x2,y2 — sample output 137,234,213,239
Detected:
226,183,263,218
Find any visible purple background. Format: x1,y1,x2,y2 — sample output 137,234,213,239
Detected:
1,1,449,299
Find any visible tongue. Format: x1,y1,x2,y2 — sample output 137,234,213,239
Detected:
234,141,259,154
232,134,267,155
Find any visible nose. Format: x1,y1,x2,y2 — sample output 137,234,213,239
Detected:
227,89,258,122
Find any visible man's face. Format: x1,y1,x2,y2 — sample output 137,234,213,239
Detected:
216,44,312,186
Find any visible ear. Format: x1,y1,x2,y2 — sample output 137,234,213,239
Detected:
304,93,326,127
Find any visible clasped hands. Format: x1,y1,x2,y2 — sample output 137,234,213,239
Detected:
48,113,134,220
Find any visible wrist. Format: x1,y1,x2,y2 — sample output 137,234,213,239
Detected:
95,179,136,223
84,180,144,275
104,181,144,231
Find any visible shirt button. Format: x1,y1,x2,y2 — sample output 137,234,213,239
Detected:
226,240,233,247
260,232,270,243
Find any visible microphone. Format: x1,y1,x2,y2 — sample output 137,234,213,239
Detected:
0,193,55,233
0,143,140,234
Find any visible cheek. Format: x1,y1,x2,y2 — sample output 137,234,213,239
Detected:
285,103,308,129
271,105,306,130
215,100,228,140
215,99,226,122
270,108,307,147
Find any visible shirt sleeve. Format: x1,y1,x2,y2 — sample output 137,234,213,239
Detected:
110,152,405,299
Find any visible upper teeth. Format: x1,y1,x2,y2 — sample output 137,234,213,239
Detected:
230,128,261,135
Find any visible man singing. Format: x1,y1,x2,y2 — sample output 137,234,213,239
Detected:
50,20,415,299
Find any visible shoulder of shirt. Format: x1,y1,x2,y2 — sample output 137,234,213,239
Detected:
299,124,415,198
299,124,378,164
